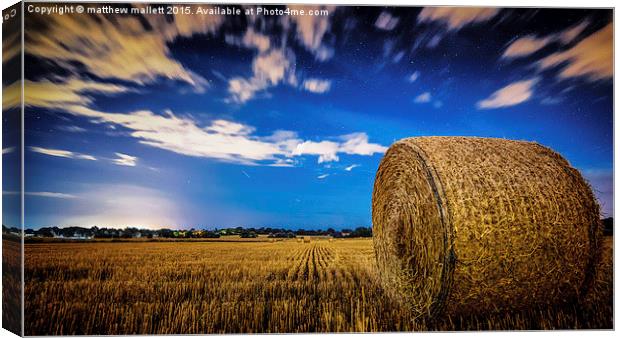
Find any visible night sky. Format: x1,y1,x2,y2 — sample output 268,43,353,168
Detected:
3,5,613,229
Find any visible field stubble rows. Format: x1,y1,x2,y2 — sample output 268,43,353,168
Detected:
23,237,612,334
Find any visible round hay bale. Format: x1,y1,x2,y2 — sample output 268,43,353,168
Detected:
372,136,601,319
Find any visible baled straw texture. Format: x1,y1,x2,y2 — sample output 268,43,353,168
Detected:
372,137,601,319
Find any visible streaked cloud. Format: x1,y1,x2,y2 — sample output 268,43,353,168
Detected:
25,7,222,91
57,125,87,133
418,7,500,30
2,32,20,64
392,51,405,63
287,5,336,61
30,146,97,161
503,36,553,59
538,23,612,81
303,79,332,93
3,191,78,199
317,174,330,179
2,81,20,109
2,147,15,154
24,78,127,108
477,78,538,109
414,92,432,103
28,192,78,199
375,12,399,31
113,153,138,167
228,49,296,103
502,20,589,59
344,164,360,171
226,28,271,52
540,97,563,105
15,68,387,166
225,8,338,103
558,20,589,44
407,71,420,83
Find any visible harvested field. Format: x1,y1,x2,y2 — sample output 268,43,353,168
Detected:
23,237,612,334
2,237,21,336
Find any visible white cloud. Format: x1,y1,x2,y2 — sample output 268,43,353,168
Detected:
317,173,329,179
35,102,385,166
414,92,432,103
2,147,15,154
113,153,138,167
303,79,332,93
30,146,97,161
344,164,360,171
538,23,612,81
294,140,341,163
477,78,538,109
70,108,289,164
293,133,386,164
375,12,399,31
418,7,500,30
207,120,255,135
407,71,420,83
269,158,297,168
339,133,388,156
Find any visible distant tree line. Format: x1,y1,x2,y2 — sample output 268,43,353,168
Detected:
4,218,614,240
4,225,375,239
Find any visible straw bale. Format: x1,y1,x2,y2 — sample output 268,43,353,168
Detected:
372,137,601,319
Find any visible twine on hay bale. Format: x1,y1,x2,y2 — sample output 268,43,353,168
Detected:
372,136,602,320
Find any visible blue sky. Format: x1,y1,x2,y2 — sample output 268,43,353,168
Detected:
3,5,613,229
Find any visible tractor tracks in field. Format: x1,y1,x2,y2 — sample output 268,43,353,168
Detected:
286,243,336,282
